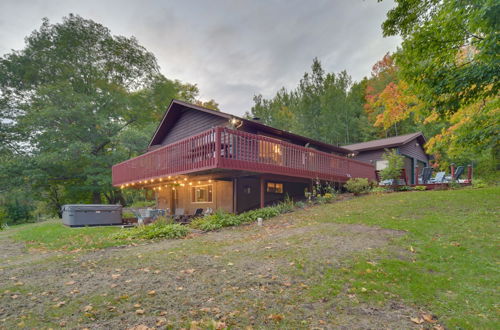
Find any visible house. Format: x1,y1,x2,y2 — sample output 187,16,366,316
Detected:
343,132,430,185
112,100,376,214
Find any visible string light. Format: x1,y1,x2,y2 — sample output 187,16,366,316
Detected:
168,176,171,179
208,179,212,183
184,178,187,181
189,182,192,185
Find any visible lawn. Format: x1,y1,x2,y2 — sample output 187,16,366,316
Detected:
305,186,499,329
0,186,498,329
9,220,129,250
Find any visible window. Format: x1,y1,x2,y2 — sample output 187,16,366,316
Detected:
376,160,388,171
191,184,213,203
266,182,283,193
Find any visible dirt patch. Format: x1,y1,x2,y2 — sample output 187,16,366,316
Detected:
0,213,419,329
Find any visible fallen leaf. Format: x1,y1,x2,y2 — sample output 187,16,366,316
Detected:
65,281,76,285
433,325,445,330
268,314,284,322
361,287,368,292
422,313,438,323
148,290,156,296
83,305,93,312
411,317,424,324
134,303,141,308
111,274,121,279
135,309,145,315
156,317,167,326
54,301,66,308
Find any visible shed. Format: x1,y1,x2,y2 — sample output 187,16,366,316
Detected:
343,132,430,184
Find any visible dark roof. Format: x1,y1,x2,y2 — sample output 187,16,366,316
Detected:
343,132,426,152
149,99,352,155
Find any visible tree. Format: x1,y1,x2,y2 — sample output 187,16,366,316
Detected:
248,58,368,145
382,0,499,115
379,149,404,189
379,1,499,176
0,15,205,216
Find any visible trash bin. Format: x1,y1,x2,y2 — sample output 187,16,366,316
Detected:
61,204,122,227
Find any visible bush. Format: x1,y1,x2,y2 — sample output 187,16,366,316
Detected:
414,185,427,191
129,200,156,208
191,202,289,232
0,207,7,230
396,185,413,191
371,186,389,194
295,201,306,209
122,211,136,218
111,219,188,240
472,178,488,189
379,149,405,188
345,178,371,195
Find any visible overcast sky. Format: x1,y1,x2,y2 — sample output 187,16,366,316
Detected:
0,0,400,116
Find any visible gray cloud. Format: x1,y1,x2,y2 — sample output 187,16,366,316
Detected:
0,0,400,115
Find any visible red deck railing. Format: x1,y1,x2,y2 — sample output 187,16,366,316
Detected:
112,127,376,186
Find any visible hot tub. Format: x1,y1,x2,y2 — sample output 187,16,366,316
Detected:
61,204,123,227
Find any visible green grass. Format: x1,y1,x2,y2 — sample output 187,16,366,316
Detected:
11,220,129,250
307,186,500,329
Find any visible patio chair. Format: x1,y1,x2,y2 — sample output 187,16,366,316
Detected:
420,167,433,184
453,166,465,181
193,208,204,218
431,171,446,183
204,208,214,216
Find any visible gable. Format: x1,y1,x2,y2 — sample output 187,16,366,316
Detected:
160,109,227,146
399,138,429,162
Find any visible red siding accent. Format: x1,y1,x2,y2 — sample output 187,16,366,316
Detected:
112,127,376,186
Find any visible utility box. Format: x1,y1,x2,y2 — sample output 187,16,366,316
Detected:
62,204,122,227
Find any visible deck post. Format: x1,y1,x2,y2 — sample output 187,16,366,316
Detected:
415,165,419,185
450,163,455,181
260,177,265,209
467,164,473,183
215,127,221,167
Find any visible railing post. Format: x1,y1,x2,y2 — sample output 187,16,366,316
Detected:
215,127,221,168
450,163,455,181
467,164,472,183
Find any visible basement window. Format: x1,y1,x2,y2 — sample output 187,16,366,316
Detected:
192,184,213,203
266,182,283,194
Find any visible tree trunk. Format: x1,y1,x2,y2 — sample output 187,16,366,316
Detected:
92,191,101,204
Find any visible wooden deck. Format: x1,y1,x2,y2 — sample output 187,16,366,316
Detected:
112,127,376,187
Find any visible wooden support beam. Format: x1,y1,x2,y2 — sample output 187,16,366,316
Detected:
260,177,265,208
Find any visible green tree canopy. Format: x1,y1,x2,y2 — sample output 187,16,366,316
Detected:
0,14,205,215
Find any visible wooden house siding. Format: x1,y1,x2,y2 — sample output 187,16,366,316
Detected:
399,139,429,164
352,150,385,164
160,109,227,146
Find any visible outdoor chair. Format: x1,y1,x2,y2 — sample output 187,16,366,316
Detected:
453,166,464,181
204,208,214,216
431,171,446,183
420,167,433,184
173,208,190,224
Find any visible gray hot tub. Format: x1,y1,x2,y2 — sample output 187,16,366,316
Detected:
62,204,123,227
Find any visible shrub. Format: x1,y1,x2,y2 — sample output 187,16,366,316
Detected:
0,207,7,230
111,219,188,240
274,195,295,213
379,149,405,188
122,211,136,218
472,178,488,189
345,178,371,195
414,185,427,191
129,200,156,208
191,203,287,232
371,186,389,194
396,185,413,191
295,201,306,209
